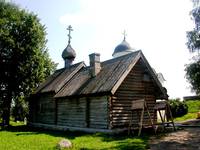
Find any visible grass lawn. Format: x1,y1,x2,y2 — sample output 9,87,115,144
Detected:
0,122,149,150
174,113,197,121
174,100,200,122
186,100,200,113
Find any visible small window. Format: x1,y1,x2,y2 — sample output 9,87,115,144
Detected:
143,73,151,82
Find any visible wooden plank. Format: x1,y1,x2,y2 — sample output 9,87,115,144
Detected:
55,62,85,93
57,97,87,127
110,60,157,128
57,119,86,122
112,95,155,100
89,96,108,128
131,99,145,110
83,61,120,94
111,110,131,113
34,94,56,124
57,123,85,127
111,52,141,94
41,62,85,93
98,60,129,92
108,96,113,129
112,117,130,120
35,69,63,93
55,69,91,97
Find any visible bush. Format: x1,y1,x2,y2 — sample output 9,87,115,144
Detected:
185,100,200,113
169,99,188,118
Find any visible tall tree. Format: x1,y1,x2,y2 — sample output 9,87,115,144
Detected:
0,1,56,125
186,0,200,95
185,60,200,95
187,0,200,54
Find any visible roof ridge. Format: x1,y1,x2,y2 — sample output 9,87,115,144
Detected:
102,50,141,65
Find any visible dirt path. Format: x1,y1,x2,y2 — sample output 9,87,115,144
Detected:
149,120,200,150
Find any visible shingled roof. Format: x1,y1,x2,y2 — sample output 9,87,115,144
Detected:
35,62,86,93
35,50,167,99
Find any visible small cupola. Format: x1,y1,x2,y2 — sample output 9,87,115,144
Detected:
62,25,76,68
112,31,135,57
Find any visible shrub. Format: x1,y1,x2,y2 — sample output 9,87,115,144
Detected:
185,100,200,113
169,99,188,118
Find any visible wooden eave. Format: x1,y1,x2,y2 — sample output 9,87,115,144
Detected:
54,91,112,99
34,62,86,94
110,51,168,99
139,53,168,99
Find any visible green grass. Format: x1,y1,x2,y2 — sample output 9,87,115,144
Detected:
0,123,149,150
174,113,197,121
186,100,200,113
174,100,200,122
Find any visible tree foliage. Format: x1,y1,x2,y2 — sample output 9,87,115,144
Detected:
186,0,200,95
169,99,188,118
0,1,56,125
187,1,200,53
187,30,200,53
11,96,28,122
185,60,200,95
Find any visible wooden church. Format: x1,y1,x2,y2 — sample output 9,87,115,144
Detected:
29,26,168,133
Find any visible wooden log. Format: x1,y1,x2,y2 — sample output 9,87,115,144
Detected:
110,60,157,129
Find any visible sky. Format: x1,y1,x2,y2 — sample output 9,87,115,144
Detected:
11,0,195,98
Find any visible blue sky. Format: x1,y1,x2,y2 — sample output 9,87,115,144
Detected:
12,0,194,98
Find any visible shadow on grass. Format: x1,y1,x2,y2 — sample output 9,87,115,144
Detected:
1,124,153,137
112,141,149,150
0,124,89,139
1,124,151,150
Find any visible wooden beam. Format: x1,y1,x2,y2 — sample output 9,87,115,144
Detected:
29,122,128,134
86,98,90,128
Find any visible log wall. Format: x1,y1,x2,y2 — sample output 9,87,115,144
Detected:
57,96,109,129
33,93,56,125
89,96,108,129
57,97,86,127
110,60,156,128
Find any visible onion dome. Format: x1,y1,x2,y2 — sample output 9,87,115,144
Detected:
112,34,135,57
62,44,76,60
113,39,131,54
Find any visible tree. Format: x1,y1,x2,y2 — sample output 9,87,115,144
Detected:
0,1,56,125
186,0,200,95
185,60,200,95
11,96,28,122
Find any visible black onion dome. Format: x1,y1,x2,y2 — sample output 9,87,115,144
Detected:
62,44,76,59
112,39,132,56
